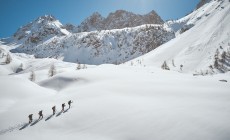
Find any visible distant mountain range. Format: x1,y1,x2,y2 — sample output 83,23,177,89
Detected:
3,0,227,70
73,10,163,33
8,9,174,64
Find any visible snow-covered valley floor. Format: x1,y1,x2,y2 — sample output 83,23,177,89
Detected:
0,0,230,138
0,60,229,140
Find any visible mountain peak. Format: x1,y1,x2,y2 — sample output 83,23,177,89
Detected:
77,9,163,32
77,12,105,32
146,10,157,15
107,10,135,19
91,12,103,17
112,9,131,14
35,15,57,24
88,12,105,23
13,14,68,42
144,10,164,24
39,15,56,20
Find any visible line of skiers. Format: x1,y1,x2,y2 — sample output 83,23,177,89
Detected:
28,100,73,123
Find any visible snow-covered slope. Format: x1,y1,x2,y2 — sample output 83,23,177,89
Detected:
11,24,174,64
132,0,230,74
0,56,230,140
1,40,230,140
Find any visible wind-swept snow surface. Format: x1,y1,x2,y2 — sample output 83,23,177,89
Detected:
0,62,230,140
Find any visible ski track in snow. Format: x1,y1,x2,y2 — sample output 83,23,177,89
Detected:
0,108,71,135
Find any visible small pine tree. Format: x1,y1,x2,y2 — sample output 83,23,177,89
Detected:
214,49,220,59
16,63,24,73
5,53,12,64
200,70,204,76
172,59,175,67
205,70,209,75
180,64,183,71
214,49,220,69
49,64,56,77
227,47,230,56
220,51,226,63
131,61,133,66
82,64,87,69
209,65,213,69
19,63,23,69
29,71,35,82
161,61,170,70
76,63,81,70
214,58,219,69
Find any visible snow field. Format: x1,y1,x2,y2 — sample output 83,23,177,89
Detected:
0,1,230,140
0,64,229,140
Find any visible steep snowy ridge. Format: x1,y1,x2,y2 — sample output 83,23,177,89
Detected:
133,0,230,74
12,24,174,64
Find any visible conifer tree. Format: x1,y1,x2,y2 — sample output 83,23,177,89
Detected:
5,53,12,64
180,64,183,71
172,59,175,67
29,71,35,82
214,49,220,69
76,63,81,70
49,64,56,77
220,51,226,63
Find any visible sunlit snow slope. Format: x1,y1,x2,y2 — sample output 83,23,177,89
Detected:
0,40,230,140
133,0,230,74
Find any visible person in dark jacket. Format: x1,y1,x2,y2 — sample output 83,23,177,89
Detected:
38,110,43,119
68,100,73,109
52,106,56,115
61,103,65,112
28,114,33,123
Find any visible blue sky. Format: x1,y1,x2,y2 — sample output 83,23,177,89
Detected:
0,0,200,38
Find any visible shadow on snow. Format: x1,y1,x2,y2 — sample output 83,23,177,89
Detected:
45,114,54,121
19,123,30,130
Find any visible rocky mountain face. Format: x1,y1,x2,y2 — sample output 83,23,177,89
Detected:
63,23,78,33
76,12,105,32
75,10,164,32
12,24,174,64
8,10,175,64
13,15,69,45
